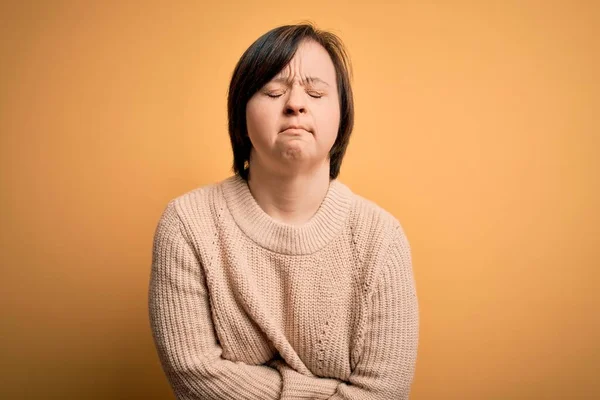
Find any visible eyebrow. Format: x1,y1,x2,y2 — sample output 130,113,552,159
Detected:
270,76,330,87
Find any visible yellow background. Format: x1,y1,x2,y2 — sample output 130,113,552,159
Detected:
1,1,598,399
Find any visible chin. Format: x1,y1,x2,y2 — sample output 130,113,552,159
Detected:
282,149,309,162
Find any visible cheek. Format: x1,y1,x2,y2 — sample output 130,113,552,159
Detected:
245,100,260,130
317,99,341,141
246,99,274,133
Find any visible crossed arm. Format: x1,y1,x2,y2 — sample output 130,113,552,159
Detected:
148,201,419,399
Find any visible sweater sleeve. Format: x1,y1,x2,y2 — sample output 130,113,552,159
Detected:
328,225,419,400
148,201,342,400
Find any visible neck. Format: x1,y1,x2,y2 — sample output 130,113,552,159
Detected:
246,160,331,226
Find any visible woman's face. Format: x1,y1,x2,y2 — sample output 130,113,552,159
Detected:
246,39,340,175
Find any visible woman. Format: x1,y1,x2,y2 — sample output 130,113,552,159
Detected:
149,23,419,399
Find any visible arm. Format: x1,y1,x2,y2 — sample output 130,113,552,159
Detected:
148,201,341,400
328,225,419,400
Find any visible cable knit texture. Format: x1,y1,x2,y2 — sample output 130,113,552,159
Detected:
148,174,419,399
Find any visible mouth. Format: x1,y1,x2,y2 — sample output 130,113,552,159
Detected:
281,128,309,135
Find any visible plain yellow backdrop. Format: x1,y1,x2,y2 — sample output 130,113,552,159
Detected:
1,1,598,399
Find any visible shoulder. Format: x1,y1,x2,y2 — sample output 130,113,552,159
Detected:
172,181,219,213
159,179,225,222
344,187,414,302
342,184,412,282
154,178,227,244
346,187,408,246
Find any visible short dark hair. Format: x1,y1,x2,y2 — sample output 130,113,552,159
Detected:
227,22,354,181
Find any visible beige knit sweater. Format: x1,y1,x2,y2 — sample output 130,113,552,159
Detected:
148,174,419,399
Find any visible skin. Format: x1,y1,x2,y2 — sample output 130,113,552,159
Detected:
245,39,341,226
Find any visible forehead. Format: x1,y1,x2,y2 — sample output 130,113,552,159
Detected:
273,40,336,83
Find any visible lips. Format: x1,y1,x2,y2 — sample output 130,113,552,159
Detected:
281,125,311,133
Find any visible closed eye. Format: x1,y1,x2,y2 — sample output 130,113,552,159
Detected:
265,90,324,99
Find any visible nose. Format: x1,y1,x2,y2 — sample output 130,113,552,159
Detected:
284,85,307,115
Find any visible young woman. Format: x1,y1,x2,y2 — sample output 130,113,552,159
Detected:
149,23,419,399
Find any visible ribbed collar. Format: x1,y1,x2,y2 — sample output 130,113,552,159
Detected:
220,174,353,255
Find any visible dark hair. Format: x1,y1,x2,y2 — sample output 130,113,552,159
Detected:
227,22,354,181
